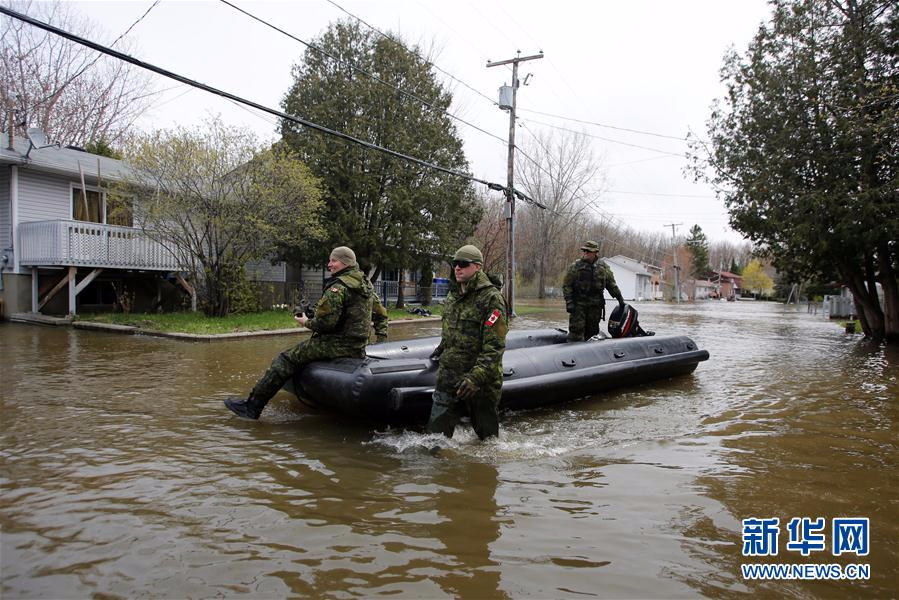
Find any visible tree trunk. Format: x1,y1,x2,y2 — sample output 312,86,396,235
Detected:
877,243,899,343
537,254,546,299
838,262,883,339
395,266,405,309
419,266,433,306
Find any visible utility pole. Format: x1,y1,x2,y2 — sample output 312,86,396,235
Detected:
664,223,682,303
487,50,543,315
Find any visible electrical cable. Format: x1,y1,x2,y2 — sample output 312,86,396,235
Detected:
521,117,686,157
219,0,508,146
32,0,161,106
322,0,499,107
519,107,692,141
0,5,544,204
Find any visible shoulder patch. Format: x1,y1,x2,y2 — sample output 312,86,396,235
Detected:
485,309,500,327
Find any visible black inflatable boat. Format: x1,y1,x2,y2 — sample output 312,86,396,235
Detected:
286,328,709,420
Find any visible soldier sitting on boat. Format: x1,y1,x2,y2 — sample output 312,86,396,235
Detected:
224,246,389,420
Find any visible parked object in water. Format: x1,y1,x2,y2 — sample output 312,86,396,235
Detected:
285,328,708,420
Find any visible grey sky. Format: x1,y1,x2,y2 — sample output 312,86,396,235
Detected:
65,0,772,244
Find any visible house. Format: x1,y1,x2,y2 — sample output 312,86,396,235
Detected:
643,263,665,300
602,255,653,301
692,279,717,300
1,134,187,318
713,270,743,300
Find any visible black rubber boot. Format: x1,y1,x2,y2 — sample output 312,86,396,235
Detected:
224,396,263,420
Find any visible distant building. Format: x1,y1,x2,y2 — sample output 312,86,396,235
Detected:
713,270,742,299
603,255,653,301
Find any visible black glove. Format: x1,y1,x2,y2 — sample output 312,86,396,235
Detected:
429,351,441,363
565,301,574,313
456,377,478,401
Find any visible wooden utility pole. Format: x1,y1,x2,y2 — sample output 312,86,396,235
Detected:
664,223,683,303
487,51,543,315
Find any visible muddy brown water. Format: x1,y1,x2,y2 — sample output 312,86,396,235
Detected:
1,301,896,598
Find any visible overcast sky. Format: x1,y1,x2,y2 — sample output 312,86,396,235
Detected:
58,0,772,244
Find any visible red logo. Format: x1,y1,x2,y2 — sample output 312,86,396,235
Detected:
485,309,500,327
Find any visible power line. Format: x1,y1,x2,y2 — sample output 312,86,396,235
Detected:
606,189,715,199
34,0,161,106
516,120,673,262
322,0,499,108
219,0,507,146
518,107,691,141
0,5,530,200
520,116,686,157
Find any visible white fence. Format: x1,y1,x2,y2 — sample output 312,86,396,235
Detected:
18,220,181,271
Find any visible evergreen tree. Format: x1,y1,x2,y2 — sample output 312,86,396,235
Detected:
685,224,711,278
280,20,481,280
692,0,898,341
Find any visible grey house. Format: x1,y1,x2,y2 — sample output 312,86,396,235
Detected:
0,135,185,318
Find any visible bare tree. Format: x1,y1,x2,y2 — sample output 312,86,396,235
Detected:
470,191,507,277
516,129,605,297
1,0,156,147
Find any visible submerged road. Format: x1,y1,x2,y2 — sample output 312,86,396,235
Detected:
1,300,896,598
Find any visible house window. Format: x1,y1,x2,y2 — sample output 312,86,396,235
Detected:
106,192,134,227
72,187,134,227
73,187,102,223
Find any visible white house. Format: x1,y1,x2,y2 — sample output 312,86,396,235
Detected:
0,135,188,317
602,255,652,301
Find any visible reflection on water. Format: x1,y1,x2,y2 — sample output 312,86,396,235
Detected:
1,301,896,598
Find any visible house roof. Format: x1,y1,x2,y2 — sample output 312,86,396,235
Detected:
604,254,651,276
1,135,132,182
716,270,743,281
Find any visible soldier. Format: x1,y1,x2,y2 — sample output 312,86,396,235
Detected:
562,240,625,342
224,246,389,420
427,245,508,440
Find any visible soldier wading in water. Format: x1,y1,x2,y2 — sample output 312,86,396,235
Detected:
562,240,625,342
427,245,508,440
224,246,389,420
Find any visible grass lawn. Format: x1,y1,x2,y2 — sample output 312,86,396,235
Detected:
76,300,556,334
78,305,442,335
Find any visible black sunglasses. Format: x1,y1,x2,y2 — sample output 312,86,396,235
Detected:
453,260,473,268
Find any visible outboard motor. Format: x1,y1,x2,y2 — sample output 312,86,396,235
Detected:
608,303,655,338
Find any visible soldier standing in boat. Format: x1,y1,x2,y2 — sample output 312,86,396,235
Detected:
224,246,389,420
562,240,625,342
427,245,508,440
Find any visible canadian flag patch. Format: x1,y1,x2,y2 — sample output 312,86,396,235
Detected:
330,287,339,292
485,309,500,327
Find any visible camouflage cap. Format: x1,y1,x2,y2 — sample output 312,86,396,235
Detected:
453,244,483,265
330,246,357,267
580,240,600,252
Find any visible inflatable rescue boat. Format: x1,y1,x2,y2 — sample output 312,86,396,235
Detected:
287,328,709,420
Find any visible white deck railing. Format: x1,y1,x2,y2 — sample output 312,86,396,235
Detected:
18,220,182,271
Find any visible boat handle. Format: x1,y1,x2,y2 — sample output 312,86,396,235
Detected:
613,351,626,359
561,358,577,367
503,367,515,377
653,347,665,354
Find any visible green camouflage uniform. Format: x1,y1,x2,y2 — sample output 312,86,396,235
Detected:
562,258,623,342
248,265,389,406
427,270,508,440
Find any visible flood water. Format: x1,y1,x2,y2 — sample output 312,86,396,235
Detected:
1,301,896,598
